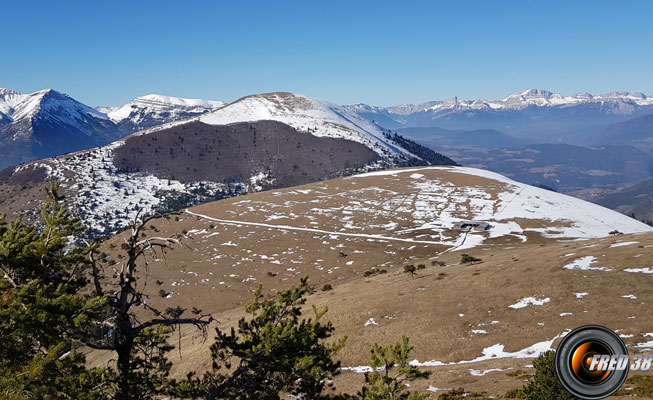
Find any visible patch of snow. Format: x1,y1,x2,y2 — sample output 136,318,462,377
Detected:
366,166,653,240
469,368,511,376
609,241,639,248
624,268,653,274
635,341,653,350
509,297,550,309
563,256,613,271
427,387,452,393
40,141,233,236
341,366,374,373
410,331,569,367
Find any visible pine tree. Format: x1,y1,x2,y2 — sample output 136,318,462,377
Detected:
174,276,346,399
0,182,111,398
358,336,431,400
520,351,579,400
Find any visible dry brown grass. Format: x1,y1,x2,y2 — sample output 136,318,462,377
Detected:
86,168,653,398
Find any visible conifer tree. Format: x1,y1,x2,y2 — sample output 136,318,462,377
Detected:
520,351,578,400
358,336,431,400
173,276,346,400
0,182,111,398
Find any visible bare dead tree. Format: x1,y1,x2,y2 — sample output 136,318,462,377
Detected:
85,210,212,400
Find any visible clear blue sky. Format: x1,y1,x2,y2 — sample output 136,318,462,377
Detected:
2,1,652,107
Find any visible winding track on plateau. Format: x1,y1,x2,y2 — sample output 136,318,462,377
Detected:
184,209,457,246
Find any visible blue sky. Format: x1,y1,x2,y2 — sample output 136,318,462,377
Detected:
2,1,652,106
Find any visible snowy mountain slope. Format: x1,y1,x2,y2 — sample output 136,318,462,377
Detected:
133,91,453,165
0,88,27,116
0,89,118,169
29,90,111,134
0,88,225,170
440,89,652,112
101,94,224,132
0,113,453,238
0,89,109,134
196,92,413,159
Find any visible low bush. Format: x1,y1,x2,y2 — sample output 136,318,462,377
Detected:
461,254,482,264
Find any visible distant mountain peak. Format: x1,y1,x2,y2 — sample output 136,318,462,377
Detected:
509,88,556,99
131,94,225,109
0,87,20,95
104,93,224,126
597,91,647,100
0,87,225,170
348,89,653,116
198,91,415,159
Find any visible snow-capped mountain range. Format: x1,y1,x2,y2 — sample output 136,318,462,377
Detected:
348,89,653,141
97,94,224,132
0,91,453,238
132,91,453,163
3,86,653,171
0,88,117,169
0,88,224,170
350,89,653,115
0,88,111,136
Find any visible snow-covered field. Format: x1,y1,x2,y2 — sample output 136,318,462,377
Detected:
182,166,651,261
38,142,234,236
352,167,652,244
